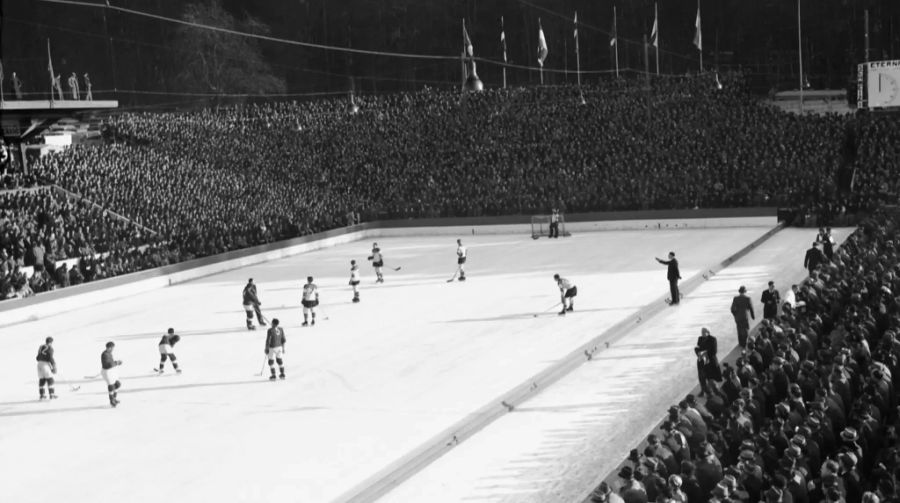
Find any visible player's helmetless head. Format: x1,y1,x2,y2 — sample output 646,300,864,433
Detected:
307,276,314,283
272,318,280,326
248,278,253,284
106,341,115,349
168,328,175,334
351,260,356,265
46,337,54,344
553,274,560,280
457,239,462,245
668,252,675,258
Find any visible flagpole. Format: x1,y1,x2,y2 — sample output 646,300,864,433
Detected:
797,0,804,114
461,19,467,91
698,0,703,73
614,6,619,78
575,11,581,88
654,3,660,75
501,16,507,89
47,39,55,105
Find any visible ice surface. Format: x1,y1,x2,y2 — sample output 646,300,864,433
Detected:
0,227,839,503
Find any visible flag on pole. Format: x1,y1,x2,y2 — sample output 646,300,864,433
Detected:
47,39,55,81
650,9,658,48
537,19,548,67
574,11,580,56
693,6,702,50
500,16,508,63
463,19,474,58
610,12,618,46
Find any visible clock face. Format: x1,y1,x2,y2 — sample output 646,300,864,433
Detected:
870,69,900,108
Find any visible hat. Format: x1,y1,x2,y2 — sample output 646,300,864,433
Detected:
841,427,859,442
740,439,756,452
713,483,730,498
648,434,660,445
791,435,807,448
765,487,784,503
785,445,802,459
772,356,785,366
822,473,839,488
618,465,634,480
594,481,612,497
840,452,858,468
739,450,756,462
643,457,660,471
668,475,683,487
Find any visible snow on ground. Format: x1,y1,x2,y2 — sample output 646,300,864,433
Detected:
0,226,829,503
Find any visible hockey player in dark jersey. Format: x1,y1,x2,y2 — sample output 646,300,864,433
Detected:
101,342,123,407
367,243,384,283
35,337,57,400
264,318,287,380
155,328,182,374
242,278,267,330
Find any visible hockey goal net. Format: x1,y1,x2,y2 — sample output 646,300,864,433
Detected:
531,214,569,239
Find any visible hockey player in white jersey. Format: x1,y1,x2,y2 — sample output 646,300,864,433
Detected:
349,260,361,303
553,274,577,315
368,243,385,283
301,276,319,326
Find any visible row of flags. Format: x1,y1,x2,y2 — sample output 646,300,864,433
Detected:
462,2,703,73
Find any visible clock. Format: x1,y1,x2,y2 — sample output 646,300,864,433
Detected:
876,72,900,106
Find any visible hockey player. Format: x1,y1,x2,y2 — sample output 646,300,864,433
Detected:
264,318,287,380
242,278,267,330
101,342,123,407
367,243,384,283
349,260,361,303
448,239,467,282
554,274,577,315
156,328,182,374
36,337,57,400
301,276,319,326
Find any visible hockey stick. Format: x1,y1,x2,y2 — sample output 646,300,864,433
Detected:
255,355,268,377
57,373,81,392
532,302,561,318
392,266,402,271
82,372,101,379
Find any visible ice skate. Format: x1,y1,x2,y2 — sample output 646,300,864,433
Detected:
279,373,285,380
352,296,360,303
269,374,277,381
311,320,316,326
566,306,573,312
49,393,58,399
458,275,466,281
176,368,182,374
302,321,309,327
39,395,47,400
558,309,566,316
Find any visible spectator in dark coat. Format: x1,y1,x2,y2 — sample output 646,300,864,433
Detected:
805,241,827,275
731,285,756,348
696,327,724,397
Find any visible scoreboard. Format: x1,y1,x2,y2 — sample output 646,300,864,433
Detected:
858,60,900,109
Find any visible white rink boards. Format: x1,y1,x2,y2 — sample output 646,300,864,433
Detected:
0,225,841,503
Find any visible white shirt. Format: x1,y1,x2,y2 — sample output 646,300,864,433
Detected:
557,277,574,290
302,283,318,301
457,245,467,259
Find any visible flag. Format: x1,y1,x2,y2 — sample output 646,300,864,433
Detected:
574,11,579,56
650,8,658,48
47,39,55,81
500,16,507,63
0,59,4,83
463,19,474,58
693,6,702,50
537,19,548,67
610,10,617,46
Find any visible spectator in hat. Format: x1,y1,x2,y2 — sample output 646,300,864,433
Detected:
762,281,782,320
696,442,723,497
617,465,648,503
839,452,862,503
645,433,679,476
655,252,681,305
696,327,724,397
680,461,704,503
805,241,827,275
591,481,625,503
731,285,756,348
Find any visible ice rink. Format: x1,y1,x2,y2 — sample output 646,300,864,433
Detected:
0,224,848,503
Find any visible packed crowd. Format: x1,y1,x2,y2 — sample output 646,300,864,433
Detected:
591,210,900,503
0,75,897,300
